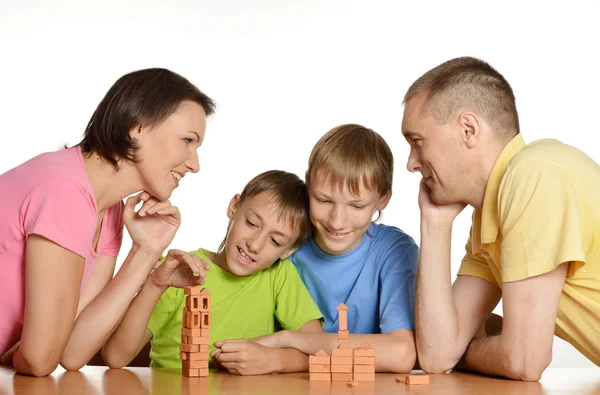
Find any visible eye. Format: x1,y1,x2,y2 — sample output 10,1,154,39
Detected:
270,237,282,247
413,139,423,148
316,198,331,204
182,138,193,145
245,218,257,228
351,205,366,209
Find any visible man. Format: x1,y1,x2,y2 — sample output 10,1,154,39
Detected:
402,56,599,381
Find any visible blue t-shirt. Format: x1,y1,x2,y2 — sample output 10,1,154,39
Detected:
291,222,418,334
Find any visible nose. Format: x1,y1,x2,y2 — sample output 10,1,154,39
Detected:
186,150,200,173
327,205,345,231
406,147,421,173
246,232,266,254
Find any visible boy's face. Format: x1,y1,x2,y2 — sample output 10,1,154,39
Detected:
308,171,391,255
222,191,299,276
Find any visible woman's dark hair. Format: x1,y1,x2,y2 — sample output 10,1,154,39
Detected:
78,68,216,169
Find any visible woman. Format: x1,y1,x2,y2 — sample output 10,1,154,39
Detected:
0,68,215,376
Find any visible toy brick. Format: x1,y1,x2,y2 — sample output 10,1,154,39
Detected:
338,341,349,348
198,368,209,377
200,312,210,328
183,359,209,369
406,375,429,385
180,344,200,352
309,373,331,382
184,286,200,295
338,311,348,330
331,373,353,382
181,352,187,360
183,308,202,329
331,356,352,365
315,349,329,357
347,381,357,387
309,364,331,373
199,344,209,353
330,364,352,373
186,295,201,312
353,347,375,357
353,373,375,382
201,328,210,337
354,365,375,373
336,303,348,311
395,375,407,383
182,368,200,377
181,335,189,344
353,356,375,365
182,328,201,337
331,348,353,357
337,330,349,340
188,336,210,345
199,289,211,311
186,352,209,361
309,355,330,365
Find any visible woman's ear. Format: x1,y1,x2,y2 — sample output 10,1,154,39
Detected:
227,194,242,220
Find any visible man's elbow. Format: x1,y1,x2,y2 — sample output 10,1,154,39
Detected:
504,346,551,382
416,342,460,374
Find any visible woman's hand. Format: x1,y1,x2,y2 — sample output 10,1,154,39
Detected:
123,192,181,256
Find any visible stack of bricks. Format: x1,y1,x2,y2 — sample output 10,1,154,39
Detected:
353,341,375,381
180,287,211,378
308,303,376,384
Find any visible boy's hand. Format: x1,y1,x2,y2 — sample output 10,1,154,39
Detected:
149,249,210,289
211,339,280,375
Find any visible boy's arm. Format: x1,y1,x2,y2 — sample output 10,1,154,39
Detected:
258,329,416,373
101,278,164,368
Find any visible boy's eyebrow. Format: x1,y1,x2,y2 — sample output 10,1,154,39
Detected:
248,208,292,240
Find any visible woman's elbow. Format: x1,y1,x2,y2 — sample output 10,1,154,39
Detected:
18,349,61,377
389,338,417,373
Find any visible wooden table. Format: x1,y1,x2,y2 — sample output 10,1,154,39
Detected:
1,366,599,394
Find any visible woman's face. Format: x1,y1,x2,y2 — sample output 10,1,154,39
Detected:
133,100,207,201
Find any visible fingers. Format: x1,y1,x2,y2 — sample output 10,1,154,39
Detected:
153,205,181,226
220,363,241,375
144,200,172,216
124,192,150,216
165,250,207,278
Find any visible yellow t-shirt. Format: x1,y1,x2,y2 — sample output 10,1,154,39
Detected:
458,134,600,366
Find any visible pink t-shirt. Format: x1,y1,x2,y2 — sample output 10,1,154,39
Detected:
0,147,124,355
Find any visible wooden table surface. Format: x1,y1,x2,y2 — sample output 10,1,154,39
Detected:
1,366,599,394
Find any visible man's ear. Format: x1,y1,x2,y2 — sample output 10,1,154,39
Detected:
458,111,482,149
227,194,242,220
377,190,392,211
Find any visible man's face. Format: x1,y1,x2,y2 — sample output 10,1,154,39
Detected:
402,94,468,205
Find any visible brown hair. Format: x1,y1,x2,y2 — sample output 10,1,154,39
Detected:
218,170,311,253
403,57,519,138
78,68,216,170
306,124,393,197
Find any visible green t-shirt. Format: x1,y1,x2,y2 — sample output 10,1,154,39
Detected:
147,248,323,368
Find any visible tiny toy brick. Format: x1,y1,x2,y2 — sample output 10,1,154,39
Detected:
330,364,352,373
354,365,375,373
395,375,407,383
347,381,357,387
309,364,331,373
353,356,375,365
331,356,352,365
406,375,429,385
331,347,353,357
331,373,353,382
182,328,201,337
337,330,349,340
181,351,209,361
309,350,330,365
309,373,331,382
353,373,374,382
184,286,200,295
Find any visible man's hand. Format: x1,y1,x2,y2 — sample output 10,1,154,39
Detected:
418,179,466,223
211,339,280,375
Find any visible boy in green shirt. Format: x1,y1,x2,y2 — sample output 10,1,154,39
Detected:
102,170,324,375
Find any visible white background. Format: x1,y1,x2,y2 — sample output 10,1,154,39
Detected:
1,0,598,368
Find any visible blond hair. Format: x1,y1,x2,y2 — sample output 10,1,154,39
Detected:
219,170,311,252
403,57,520,139
306,124,393,197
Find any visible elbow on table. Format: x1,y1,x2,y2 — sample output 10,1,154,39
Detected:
416,345,460,374
505,349,552,382
388,337,417,373
19,348,61,377
102,347,130,370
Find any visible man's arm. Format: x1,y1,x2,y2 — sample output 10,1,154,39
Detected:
416,215,502,373
460,263,566,381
